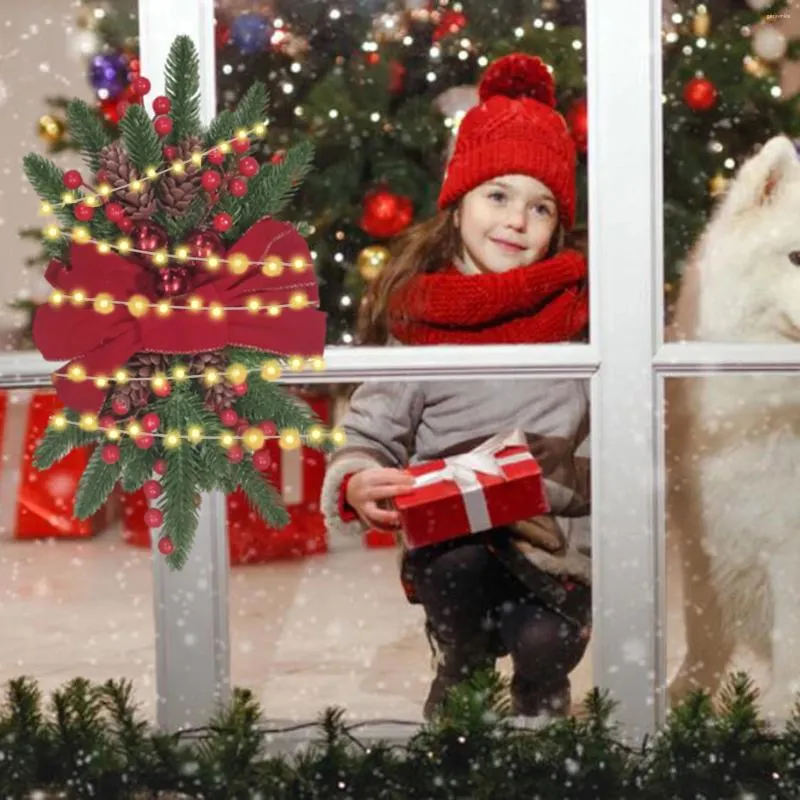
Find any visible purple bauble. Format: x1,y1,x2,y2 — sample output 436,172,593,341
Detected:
88,52,129,97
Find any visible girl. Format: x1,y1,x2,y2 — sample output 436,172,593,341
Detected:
321,53,591,721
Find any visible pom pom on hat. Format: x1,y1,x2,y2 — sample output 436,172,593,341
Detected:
478,53,556,109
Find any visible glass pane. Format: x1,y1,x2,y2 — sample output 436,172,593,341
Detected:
214,1,590,346
229,378,592,721
662,3,800,342
0,388,157,719
665,374,800,721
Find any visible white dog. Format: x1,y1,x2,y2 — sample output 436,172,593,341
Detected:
666,135,800,720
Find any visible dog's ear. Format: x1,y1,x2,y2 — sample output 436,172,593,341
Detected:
720,135,798,216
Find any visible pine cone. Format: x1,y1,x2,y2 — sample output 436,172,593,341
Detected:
107,352,171,413
188,351,237,413
97,142,157,220
159,136,204,217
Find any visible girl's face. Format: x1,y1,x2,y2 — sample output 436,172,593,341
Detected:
456,174,559,273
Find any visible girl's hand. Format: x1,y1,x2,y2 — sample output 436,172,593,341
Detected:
346,467,415,531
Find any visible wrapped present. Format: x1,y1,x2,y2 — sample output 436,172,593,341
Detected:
393,429,549,550
0,389,117,539
123,389,330,564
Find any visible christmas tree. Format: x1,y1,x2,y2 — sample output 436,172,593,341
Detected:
23,35,343,570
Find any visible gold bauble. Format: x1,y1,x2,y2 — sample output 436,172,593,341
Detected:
38,115,66,144
709,172,729,197
692,9,710,37
743,55,770,79
357,245,391,281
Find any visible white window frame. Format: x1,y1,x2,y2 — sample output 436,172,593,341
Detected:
7,0,796,743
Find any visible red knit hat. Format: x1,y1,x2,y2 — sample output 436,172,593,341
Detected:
438,53,577,231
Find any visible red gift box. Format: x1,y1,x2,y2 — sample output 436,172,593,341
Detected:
0,389,117,539
393,430,549,550
123,389,330,564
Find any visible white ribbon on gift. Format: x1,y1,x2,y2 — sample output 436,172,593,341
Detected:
410,429,531,533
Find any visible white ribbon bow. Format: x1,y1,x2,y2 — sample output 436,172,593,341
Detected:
412,429,530,533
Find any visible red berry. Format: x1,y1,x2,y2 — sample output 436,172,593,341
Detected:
101,444,120,465
253,450,271,471
229,177,248,197
131,76,151,96
201,170,222,192
238,156,259,177
99,415,116,430
116,101,131,119
143,479,162,499
128,58,141,75
227,444,244,464
154,459,167,476
152,95,171,114
142,412,160,432
236,420,249,435
232,137,250,154
207,147,225,166
112,397,130,416
118,217,135,234
233,383,248,396
153,381,171,399
154,115,173,137
74,203,94,222
270,150,286,165
144,508,164,528
157,535,174,555
259,421,278,437
96,169,109,183
63,169,83,189
213,212,232,232
220,408,238,427
163,145,178,160
135,433,155,450
105,202,125,223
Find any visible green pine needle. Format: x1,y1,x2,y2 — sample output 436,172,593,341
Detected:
233,81,269,132
203,109,237,149
119,104,163,172
164,35,202,143
66,98,112,173
21,153,77,230
34,413,98,470
74,445,122,519
118,438,156,492
233,462,290,529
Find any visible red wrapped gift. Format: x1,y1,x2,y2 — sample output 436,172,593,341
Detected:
0,389,117,539
393,430,549,550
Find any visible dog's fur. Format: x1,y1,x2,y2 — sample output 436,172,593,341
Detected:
666,135,800,719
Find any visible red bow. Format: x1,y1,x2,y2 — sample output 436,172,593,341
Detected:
33,218,327,413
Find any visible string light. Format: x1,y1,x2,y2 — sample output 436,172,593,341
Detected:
42,120,270,212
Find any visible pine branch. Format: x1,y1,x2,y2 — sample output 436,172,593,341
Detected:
34,412,98,470
164,35,202,144
74,445,122,518
119,104,163,172
162,196,206,240
233,82,269,132
204,109,237,149
66,98,112,173
119,437,156,492
232,461,290,529
21,153,78,230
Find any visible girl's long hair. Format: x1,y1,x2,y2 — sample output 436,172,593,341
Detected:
356,208,460,345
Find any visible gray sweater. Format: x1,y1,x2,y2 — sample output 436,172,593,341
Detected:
321,375,592,582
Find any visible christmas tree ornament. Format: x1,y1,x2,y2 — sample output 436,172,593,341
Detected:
37,115,66,144
88,52,129,96
683,77,717,111
743,55,771,78
432,9,468,42
752,24,788,62
24,35,332,571
357,245,391,281
360,187,413,238
231,12,273,54
709,172,728,197
692,7,710,37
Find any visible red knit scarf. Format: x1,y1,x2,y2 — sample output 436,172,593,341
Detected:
388,249,588,345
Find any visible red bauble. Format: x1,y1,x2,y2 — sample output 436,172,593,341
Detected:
201,170,222,192
220,408,238,427
365,52,380,66
232,137,250,154
112,397,130,416
143,479,162,499
233,382,248,397
253,450,271,471
683,77,717,112
565,97,588,154
238,156,259,177
144,508,164,528
259,420,278,437
154,459,167,476
229,177,248,197
155,265,190,298
157,535,174,555
101,444,120,465
131,76,152,96
154,115,173,137
152,95,171,114
74,203,95,222
207,147,225,166
152,381,171,399
135,433,155,450
360,188,414,239
63,170,83,189
215,20,231,49
389,61,407,94
142,412,160,432
132,221,169,264
213,212,233,232
185,230,226,264
105,202,125,223
227,444,244,464
432,10,468,42
99,98,122,125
